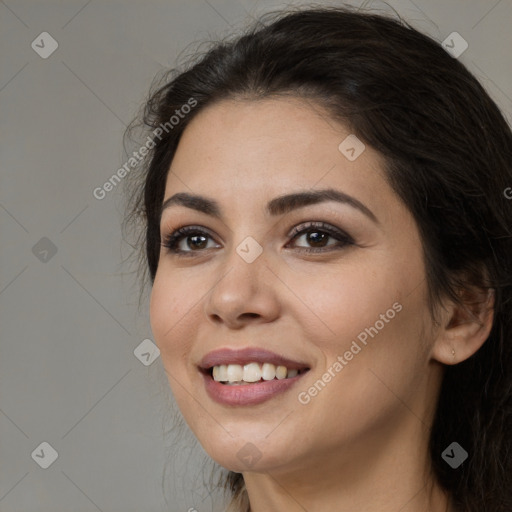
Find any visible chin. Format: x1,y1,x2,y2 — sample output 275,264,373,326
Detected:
197,431,295,473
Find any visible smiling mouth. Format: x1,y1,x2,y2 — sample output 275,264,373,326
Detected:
203,363,310,385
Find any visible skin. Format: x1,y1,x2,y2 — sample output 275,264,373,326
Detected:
149,97,494,512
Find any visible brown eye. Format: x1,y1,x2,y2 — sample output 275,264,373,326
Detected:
161,226,218,257
287,221,354,253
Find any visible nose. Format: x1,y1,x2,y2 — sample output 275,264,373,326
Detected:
203,244,281,329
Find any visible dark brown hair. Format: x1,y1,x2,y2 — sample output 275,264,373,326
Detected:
122,4,512,511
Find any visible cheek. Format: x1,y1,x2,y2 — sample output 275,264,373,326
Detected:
149,278,172,348
286,261,396,346
322,290,428,406
290,253,429,383
149,275,202,417
295,301,430,450
149,273,194,369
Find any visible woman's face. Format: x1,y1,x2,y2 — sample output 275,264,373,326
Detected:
150,97,442,475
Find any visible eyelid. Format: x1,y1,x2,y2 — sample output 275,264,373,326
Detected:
161,220,354,257
287,220,351,241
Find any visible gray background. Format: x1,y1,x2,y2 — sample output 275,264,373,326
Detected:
1,0,511,511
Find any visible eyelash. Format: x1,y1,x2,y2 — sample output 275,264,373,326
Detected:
160,221,354,258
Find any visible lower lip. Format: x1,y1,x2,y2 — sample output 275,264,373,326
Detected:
201,370,307,406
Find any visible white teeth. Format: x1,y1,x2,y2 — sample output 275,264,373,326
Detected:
243,362,262,382
218,364,228,381
212,365,229,381
276,365,287,379
261,363,276,380
211,362,303,383
227,364,243,383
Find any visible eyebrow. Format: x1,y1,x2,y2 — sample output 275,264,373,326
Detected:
160,188,378,224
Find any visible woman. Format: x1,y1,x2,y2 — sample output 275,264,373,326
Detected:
122,5,512,511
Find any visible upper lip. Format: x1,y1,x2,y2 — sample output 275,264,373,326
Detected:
199,347,310,371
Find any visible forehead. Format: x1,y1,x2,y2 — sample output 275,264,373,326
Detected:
160,97,409,233
175,97,353,166
166,97,385,191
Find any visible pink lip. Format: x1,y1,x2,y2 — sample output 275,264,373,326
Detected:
198,347,310,406
198,347,309,370
201,371,308,406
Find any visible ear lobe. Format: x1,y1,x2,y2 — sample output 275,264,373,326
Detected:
431,287,495,366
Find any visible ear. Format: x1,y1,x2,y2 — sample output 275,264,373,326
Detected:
431,286,495,365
